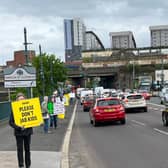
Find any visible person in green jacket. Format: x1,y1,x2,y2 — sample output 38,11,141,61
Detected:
47,96,54,129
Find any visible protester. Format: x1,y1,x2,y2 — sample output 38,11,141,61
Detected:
41,96,51,133
52,90,65,128
47,96,54,129
9,92,33,168
52,91,59,129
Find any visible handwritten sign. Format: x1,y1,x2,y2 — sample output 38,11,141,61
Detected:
11,98,43,128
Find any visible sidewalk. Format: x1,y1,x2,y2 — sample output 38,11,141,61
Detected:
0,104,74,168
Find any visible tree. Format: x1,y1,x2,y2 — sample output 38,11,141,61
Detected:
32,53,67,97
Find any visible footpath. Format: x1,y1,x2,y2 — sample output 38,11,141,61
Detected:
0,104,75,168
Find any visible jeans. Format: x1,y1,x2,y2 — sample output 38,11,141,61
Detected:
16,135,31,168
43,118,49,133
50,115,57,128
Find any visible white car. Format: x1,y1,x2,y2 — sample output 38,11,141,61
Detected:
122,93,147,112
80,90,93,105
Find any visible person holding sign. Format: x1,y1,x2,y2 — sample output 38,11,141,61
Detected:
41,96,51,133
9,92,33,168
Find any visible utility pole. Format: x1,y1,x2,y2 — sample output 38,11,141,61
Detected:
132,60,135,89
23,27,32,98
39,44,45,97
50,59,54,95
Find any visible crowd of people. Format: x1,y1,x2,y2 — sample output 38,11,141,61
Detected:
9,88,76,168
41,90,65,134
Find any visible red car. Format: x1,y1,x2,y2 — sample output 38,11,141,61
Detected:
138,90,151,100
89,97,126,126
83,96,94,112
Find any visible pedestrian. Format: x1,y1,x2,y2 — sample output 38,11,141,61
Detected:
9,92,33,168
41,96,51,133
47,96,54,129
52,90,64,128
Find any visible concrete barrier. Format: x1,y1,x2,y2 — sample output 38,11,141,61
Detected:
0,101,11,122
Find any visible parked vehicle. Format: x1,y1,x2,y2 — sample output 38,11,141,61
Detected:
83,96,94,112
122,93,147,112
89,97,126,126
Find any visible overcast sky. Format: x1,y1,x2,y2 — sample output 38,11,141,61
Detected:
0,0,168,65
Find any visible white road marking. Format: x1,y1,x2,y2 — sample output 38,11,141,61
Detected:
61,101,78,168
153,128,168,136
131,120,146,126
147,102,164,108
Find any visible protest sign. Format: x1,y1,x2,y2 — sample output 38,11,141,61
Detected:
64,93,70,106
53,97,65,119
11,97,43,128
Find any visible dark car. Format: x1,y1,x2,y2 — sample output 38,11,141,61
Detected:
89,97,126,126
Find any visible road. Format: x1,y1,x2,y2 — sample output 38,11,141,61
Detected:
69,97,168,168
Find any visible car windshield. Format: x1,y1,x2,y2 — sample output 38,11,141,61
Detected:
85,97,94,101
97,99,120,106
127,95,142,99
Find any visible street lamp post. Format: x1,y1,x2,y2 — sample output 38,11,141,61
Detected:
50,59,54,95
23,27,32,98
161,52,164,88
39,44,45,97
132,59,135,89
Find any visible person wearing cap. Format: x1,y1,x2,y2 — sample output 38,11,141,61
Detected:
9,92,33,168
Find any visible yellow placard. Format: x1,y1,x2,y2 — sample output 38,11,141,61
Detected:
11,97,44,128
58,113,65,119
64,94,70,106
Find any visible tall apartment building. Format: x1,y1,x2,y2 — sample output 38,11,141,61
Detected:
149,25,168,47
64,18,86,62
109,31,136,49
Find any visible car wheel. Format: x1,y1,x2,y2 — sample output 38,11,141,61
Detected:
90,119,93,124
162,112,168,126
83,108,86,112
144,107,148,112
120,118,126,125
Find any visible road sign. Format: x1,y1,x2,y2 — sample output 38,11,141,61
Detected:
4,66,36,88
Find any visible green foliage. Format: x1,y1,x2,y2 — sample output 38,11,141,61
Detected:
82,57,93,63
32,53,67,97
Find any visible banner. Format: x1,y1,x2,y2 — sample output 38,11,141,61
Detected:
11,98,43,128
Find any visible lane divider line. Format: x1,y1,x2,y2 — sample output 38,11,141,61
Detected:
61,100,78,168
147,102,164,108
131,120,146,126
153,128,168,136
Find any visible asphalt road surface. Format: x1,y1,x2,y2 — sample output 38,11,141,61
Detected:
69,97,168,168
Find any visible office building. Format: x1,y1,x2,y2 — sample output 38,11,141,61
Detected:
64,18,86,62
149,25,168,47
109,31,136,49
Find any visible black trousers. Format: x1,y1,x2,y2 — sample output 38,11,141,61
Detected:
15,135,31,168
50,115,57,128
